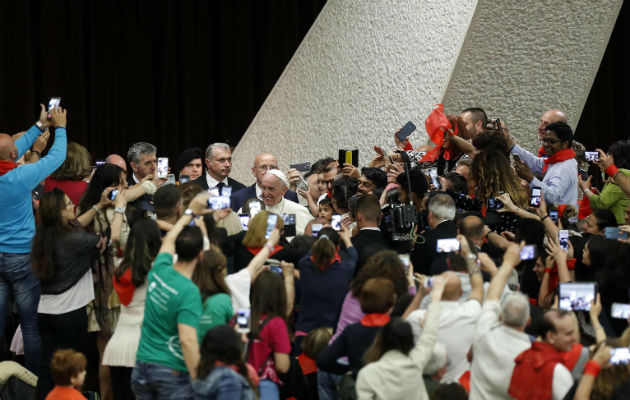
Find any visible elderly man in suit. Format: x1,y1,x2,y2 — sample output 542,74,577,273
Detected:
230,152,298,211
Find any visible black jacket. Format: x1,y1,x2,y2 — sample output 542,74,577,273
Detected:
351,229,393,276
411,220,457,275
191,174,246,192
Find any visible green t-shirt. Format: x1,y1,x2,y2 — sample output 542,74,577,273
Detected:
136,253,202,371
197,292,234,342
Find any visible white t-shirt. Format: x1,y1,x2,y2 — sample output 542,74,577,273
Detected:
226,268,251,311
407,299,482,383
38,270,95,314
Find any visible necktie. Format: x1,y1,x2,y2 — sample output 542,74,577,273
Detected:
216,181,224,195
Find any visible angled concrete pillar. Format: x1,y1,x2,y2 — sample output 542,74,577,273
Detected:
231,0,622,182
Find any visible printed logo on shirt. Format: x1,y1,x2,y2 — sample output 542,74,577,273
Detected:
167,335,184,360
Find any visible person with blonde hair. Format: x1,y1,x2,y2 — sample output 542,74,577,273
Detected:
44,141,92,207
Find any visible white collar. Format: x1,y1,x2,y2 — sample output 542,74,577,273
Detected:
360,227,380,232
205,172,228,188
132,173,141,184
255,184,263,200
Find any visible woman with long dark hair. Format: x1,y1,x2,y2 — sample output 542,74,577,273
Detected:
32,188,126,399
193,325,255,399
248,270,292,400
102,218,161,400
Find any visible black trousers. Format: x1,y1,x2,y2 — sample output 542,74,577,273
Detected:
36,306,88,400
110,366,135,400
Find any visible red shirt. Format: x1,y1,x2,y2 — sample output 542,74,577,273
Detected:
45,386,86,400
247,315,291,383
44,178,89,207
508,342,565,400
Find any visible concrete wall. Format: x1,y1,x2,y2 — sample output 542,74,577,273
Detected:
231,0,622,183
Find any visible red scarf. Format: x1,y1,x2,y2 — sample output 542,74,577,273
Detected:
113,268,136,306
247,245,283,257
0,160,18,177
360,313,390,327
542,148,576,174
297,353,318,375
310,252,341,271
508,341,565,400
419,104,456,163
538,146,546,157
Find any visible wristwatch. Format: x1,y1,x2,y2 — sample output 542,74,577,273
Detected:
35,121,48,133
114,207,126,215
184,208,194,216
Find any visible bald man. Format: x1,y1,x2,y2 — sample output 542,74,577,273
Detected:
407,239,484,383
230,152,298,212
0,105,68,374
537,109,568,141
105,153,127,172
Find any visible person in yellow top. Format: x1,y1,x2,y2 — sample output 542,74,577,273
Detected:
579,141,630,224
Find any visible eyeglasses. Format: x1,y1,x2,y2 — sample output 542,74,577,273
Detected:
541,138,560,144
255,165,278,171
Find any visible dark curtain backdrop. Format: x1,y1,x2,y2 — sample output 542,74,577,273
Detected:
0,0,326,161
0,0,627,163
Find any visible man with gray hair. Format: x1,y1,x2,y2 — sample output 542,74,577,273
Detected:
191,142,245,193
469,242,531,400
260,169,312,236
412,193,458,275
126,142,157,186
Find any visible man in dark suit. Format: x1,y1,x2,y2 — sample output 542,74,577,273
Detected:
351,194,392,275
230,152,298,211
412,193,458,275
192,142,246,193
126,142,159,211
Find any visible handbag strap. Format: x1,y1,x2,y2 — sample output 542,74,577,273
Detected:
245,316,275,375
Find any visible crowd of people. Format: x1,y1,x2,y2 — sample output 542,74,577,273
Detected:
0,102,629,400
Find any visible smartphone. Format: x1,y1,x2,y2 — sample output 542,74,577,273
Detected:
611,303,630,319
558,230,569,252
520,244,536,260
549,210,558,222
221,186,232,197
249,201,261,217
512,154,522,164
584,151,599,162
436,238,460,253
109,189,119,201
487,198,504,211
208,196,230,210
165,174,176,186
610,348,630,365
605,227,628,240
530,187,541,208
238,214,250,231
331,214,342,231
236,308,251,333
282,213,296,237
95,160,106,167
396,121,416,141
290,162,311,173
579,169,588,181
398,254,410,274
179,174,190,184
338,149,359,168
424,277,434,288
157,157,168,179
311,223,323,237
47,97,61,119
265,214,278,239
269,265,283,274
558,282,596,311
428,169,441,189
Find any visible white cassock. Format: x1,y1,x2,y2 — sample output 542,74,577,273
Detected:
266,197,313,237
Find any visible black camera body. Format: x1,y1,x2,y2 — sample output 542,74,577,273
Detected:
381,203,417,242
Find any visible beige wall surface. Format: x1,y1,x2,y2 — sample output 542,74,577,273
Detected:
231,0,622,183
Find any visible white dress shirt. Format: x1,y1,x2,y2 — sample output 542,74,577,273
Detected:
510,145,578,206
205,172,228,190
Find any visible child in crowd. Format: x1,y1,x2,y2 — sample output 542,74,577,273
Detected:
318,197,334,222
45,349,87,400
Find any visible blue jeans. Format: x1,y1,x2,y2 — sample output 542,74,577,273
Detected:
259,379,279,400
131,361,193,400
318,370,343,400
0,252,42,374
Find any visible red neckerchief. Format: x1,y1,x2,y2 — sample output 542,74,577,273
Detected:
537,145,546,157
297,353,318,375
310,253,341,271
419,104,456,163
0,161,18,176
113,268,136,306
542,148,576,174
557,204,567,219
508,341,565,400
578,195,592,219
403,141,414,151
458,370,471,393
247,245,283,257
360,313,390,327
563,343,584,372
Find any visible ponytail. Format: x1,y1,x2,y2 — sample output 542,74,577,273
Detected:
312,236,336,269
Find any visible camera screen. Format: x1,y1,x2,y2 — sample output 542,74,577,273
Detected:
611,303,630,319
436,238,460,253
249,202,261,217
311,223,323,236
238,214,250,231
488,198,504,210
331,215,341,231
208,196,231,210
265,215,278,238
585,151,599,162
157,158,168,178
610,348,630,365
236,309,251,331
605,227,628,240
269,265,282,274
520,245,536,260
559,282,596,311
282,213,296,225
48,97,61,111
558,230,569,252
